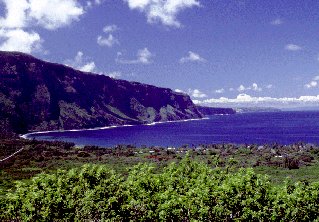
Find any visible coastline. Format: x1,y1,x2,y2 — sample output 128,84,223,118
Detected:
20,117,210,140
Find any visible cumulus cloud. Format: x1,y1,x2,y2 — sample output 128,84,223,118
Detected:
65,51,97,72
0,0,84,30
252,83,262,91
305,81,318,89
215,88,225,94
124,0,200,27
175,89,185,93
0,28,42,53
237,83,262,92
116,48,153,64
105,71,122,78
65,53,123,78
304,76,319,89
180,51,206,63
103,24,119,33
285,44,302,51
80,62,96,72
0,0,30,28
97,24,120,47
237,84,246,92
86,0,103,8
28,0,84,30
271,18,283,25
97,34,119,47
197,93,319,108
188,89,207,98
0,0,84,53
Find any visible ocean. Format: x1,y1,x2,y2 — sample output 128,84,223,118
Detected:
23,111,319,147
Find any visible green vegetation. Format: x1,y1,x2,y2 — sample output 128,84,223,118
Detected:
2,158,319,221
2,139,319,194
2,138,319,220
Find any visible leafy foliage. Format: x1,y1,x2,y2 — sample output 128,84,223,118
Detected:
2,156,319,221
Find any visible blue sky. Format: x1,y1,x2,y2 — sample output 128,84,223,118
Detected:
1,0,319,108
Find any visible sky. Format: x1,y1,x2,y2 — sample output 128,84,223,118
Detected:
1,0,319,108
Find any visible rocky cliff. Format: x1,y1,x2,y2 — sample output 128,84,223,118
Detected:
196,106,236,116
0,51,202,134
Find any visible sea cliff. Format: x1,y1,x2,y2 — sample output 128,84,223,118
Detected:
0,51,202,134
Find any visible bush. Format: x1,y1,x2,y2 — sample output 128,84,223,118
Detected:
3,165,125,221
2,156,319,221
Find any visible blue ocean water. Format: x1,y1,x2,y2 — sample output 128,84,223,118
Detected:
24,111,319,147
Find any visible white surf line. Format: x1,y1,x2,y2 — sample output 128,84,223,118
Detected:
20,124,136,139
0,147,24,162
20,117,210,139
145,117,209,126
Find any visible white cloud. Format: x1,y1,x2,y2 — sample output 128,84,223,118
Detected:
0,0,30,28
192,99,201,105
237,84,246,92
237,83,262,92
124,0,200,27
180,51,206,63
305,81,317,89
80,62,96,72
266,84,273,89
188,89,207,98
304,76,319,89
86,0,103,8
285,44,302,51
0,0,84,54
103,24,119,33
0,0,84,30
137,48,153,63
97,34,119,47
105,71,122,78
0,28,42,53
198,93,319,108
116,48,153,64
28,0,84,30
65,51,96,72
175,89,185,93
305,76,319,89
97,24,120,47
215,88,225,94
271,18,283,25
252,83,262,91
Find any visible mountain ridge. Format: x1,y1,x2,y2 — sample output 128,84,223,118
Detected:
0,51,202,134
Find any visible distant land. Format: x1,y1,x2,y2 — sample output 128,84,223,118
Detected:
0,51,203,134
282,106,319,111
235,107,282,113
196,106,236,116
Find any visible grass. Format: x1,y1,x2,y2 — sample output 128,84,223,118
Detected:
255,164,319,184
1,138,319,195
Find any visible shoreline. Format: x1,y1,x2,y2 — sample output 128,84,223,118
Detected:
20,117,210,140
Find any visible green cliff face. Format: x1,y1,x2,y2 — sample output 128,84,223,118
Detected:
0,51,202,133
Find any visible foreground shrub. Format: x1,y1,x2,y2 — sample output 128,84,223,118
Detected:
4,165,125,221
2,156,319,221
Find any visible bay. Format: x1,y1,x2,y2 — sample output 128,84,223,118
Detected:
23,111,319,147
